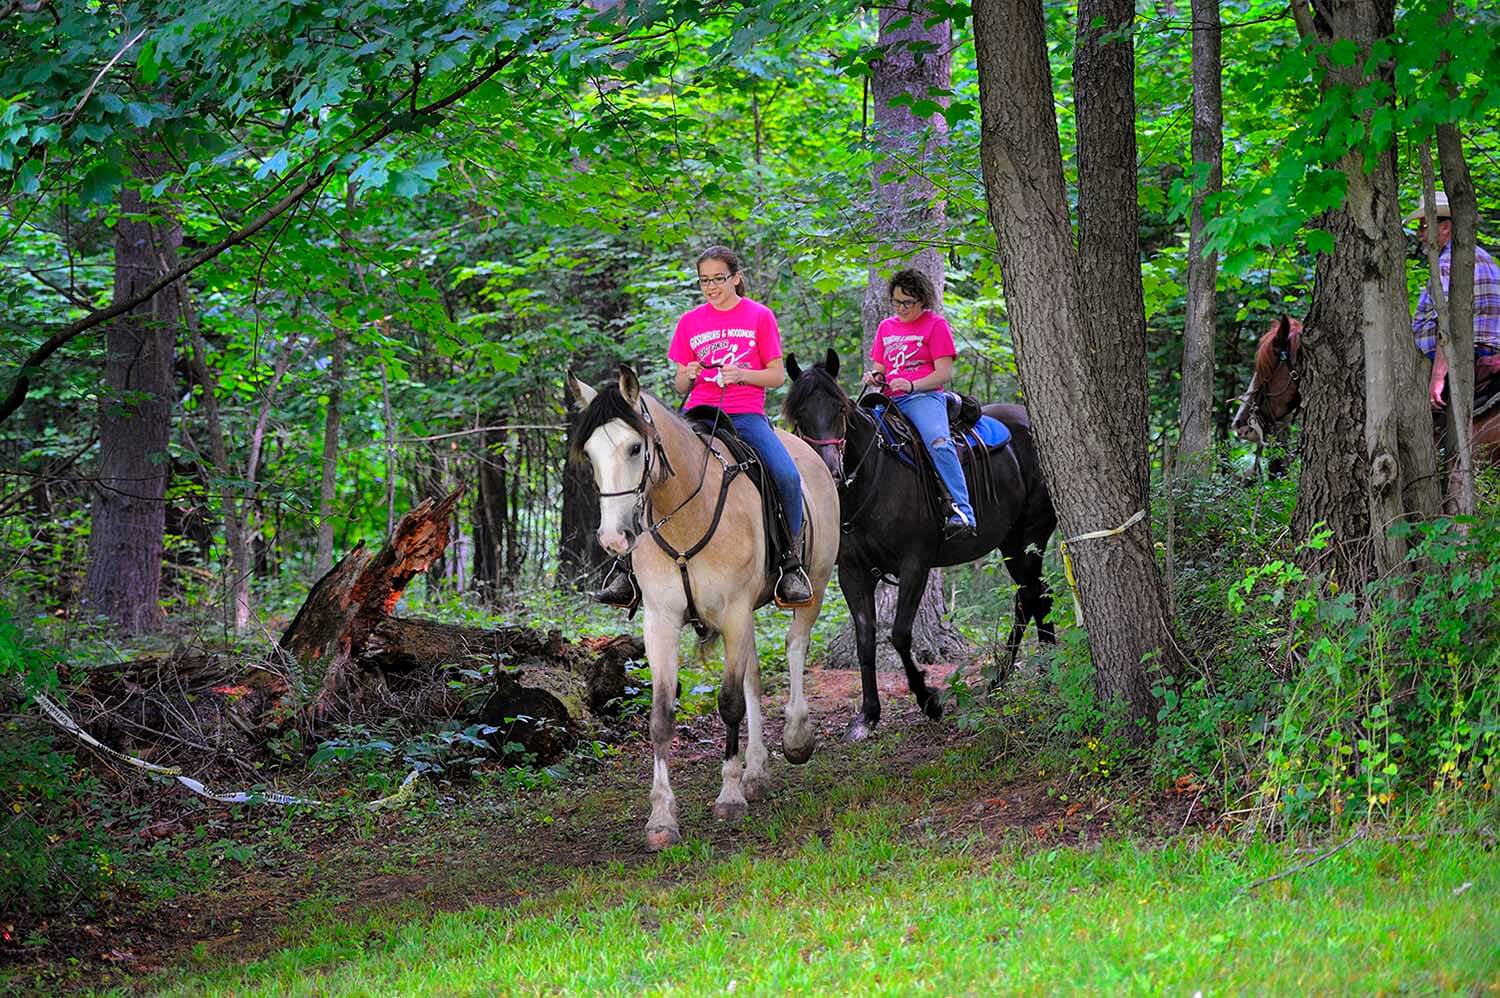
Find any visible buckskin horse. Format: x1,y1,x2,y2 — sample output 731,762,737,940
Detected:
1232,315,1500,465
782,349,1057,742
568,366,839,851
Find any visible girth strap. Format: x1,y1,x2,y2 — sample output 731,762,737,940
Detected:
648,455,747,639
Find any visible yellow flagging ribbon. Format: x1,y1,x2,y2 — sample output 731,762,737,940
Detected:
1058,508,1146,624
27,686,420,811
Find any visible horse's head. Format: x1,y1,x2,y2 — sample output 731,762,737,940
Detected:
1231,316,1303,444
567,365,654,556
784,348,851,480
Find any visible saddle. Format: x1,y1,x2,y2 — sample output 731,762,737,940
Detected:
680,405,794,584
857,391,1013,528
859,391,1011,468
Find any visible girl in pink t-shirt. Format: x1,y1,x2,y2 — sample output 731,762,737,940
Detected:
863,268,975,537
593,246,812,609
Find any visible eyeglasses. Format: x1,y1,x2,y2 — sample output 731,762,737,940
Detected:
890,296,920,310
698,273,736,287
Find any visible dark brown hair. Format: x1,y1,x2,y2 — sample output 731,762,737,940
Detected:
697,245,748,297
887,268,936,311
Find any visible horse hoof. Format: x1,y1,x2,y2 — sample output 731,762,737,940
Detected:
743,775,772,801
783,734,815,765
844,717,875,743
713,800,748,822
921,698,943,722
644,824,681,852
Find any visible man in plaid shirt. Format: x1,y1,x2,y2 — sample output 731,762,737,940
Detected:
1406,191,1500,410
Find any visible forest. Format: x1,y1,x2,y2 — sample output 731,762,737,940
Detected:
2,0,1496,991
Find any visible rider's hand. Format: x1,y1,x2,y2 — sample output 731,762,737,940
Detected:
1430,374,1447,410
862,370,885,387
684,361,702,382
719,365,746,385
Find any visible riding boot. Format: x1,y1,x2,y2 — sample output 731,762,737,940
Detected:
774,532,814,608
590,558,641,612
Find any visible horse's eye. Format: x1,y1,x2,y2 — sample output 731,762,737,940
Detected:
629,442,642,457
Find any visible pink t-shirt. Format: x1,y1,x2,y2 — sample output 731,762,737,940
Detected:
668,298,783,414
870,311,957,395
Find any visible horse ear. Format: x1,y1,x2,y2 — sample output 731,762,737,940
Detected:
825,348,839,378
617,364,641,404
567,372,597,408
1272,315,1291,347
786,353,802,381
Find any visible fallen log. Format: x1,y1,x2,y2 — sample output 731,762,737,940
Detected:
270,487,641,761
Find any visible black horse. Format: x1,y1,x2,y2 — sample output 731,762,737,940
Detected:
783,349,1057,740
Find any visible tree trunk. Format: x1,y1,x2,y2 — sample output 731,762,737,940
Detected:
473,419,507,599
1291,0,1440,578
1435,128,1477,515
1176,0,1223,472
1293,210,1372,583
85,163,182,635
316,322,347,577
845,2,967,666
974,0,1178,735
279,488,465,711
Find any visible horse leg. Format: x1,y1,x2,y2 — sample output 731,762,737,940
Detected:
642,610,682,851
713,610,752,822
999,546,1054,686
840,562,881,742
892,564,942,721
780,587,823,766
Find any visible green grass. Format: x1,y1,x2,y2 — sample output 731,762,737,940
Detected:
148,813,1496,995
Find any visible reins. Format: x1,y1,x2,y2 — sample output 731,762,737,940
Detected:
629,395,754,639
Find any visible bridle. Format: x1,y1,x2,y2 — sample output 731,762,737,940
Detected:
791,379,884,527
593,395,748,637
1241,334,1302,436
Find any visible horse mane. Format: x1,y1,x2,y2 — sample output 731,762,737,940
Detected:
1253,317,1304,383
568,382,647,465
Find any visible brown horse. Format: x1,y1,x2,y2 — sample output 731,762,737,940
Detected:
1232,316,1500,465
568,366,839,851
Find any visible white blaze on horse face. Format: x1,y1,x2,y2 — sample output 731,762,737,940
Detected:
1232,375,1265,443
584,419,648,555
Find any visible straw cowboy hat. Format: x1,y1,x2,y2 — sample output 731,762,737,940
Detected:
1404,190,1452,225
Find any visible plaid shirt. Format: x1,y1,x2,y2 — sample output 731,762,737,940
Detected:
1412,241,1500,359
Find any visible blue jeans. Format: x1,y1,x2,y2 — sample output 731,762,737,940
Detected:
728,412,804,539
893,391,974,522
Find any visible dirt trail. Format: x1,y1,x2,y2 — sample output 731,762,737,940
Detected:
8,663,1213,989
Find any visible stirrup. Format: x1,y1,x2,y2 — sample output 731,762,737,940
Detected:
590,564,641,613
943,510,976,541
773,565,814,609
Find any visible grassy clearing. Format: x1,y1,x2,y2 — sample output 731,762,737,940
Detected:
150,810,1496,996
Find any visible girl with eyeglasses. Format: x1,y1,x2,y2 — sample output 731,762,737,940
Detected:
862,268,976,538
591,245,813,609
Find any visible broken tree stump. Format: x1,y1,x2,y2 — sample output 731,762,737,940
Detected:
273,488,642,760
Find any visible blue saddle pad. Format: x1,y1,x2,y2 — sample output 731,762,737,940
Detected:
872,407,1010,469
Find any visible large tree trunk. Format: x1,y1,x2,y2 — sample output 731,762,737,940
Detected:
85,162,182,635
1435,128,1477,514
847,2,967,668
1292,0,1440,578
1176,0,1223,471
1293,210,1372,583
974,0,1179,735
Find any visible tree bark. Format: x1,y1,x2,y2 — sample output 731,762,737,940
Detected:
1291,0,1440,578
1434,128,1477,514
845,2,967,667
974,0,1178,735
1176,0,1223,471
84,160,182,634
